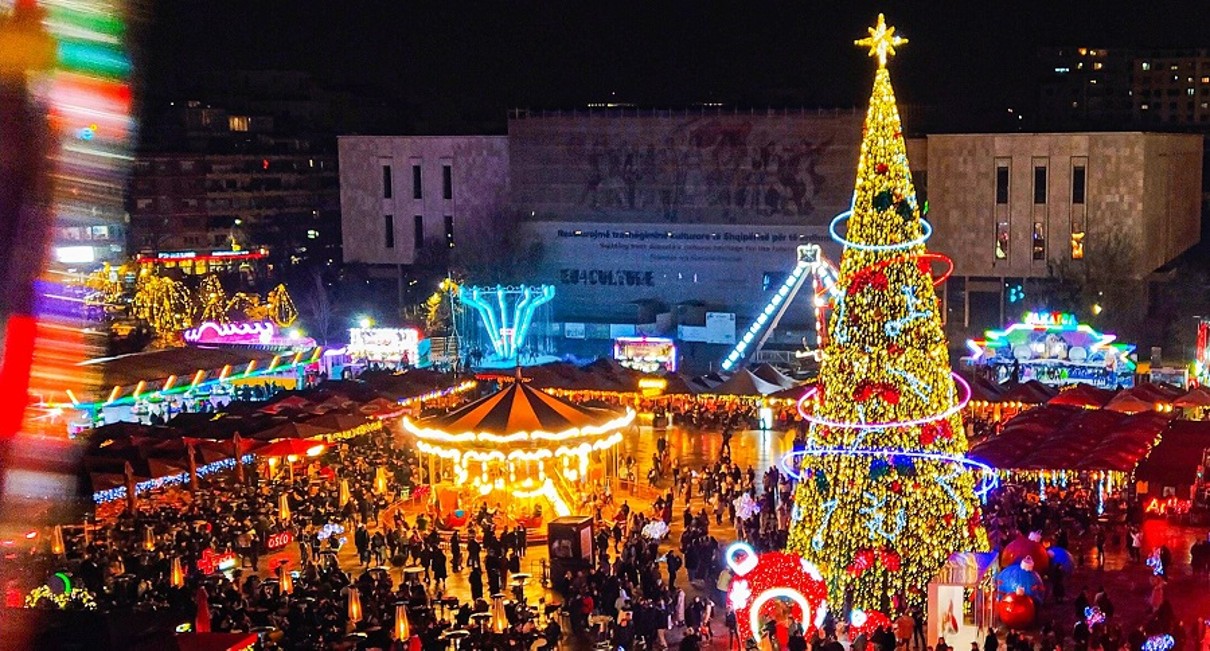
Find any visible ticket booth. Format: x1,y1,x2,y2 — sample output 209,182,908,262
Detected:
548,516,594,594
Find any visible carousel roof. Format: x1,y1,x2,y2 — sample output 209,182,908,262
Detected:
404,379,633,450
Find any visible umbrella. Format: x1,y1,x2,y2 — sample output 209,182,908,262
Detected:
250,420,332,441
1174,386,1210,408
256,438,325,459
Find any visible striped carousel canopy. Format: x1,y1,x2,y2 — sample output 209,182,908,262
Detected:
403,380,634,454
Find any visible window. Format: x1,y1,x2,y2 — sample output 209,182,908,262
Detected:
228,116,249,132
1189,88,1197,96
444,215,454,247
442,165,452,200
995,218,1010,260
383,215,395,249
413,215,424,251
1032,222,1046,260
995,164,1010,204
1071,220,1085,260
1141,61,1151,71
1072,165,1086,204
382,164,392,199
307,229,319,239
412,165,422,199
1033,166,1048,204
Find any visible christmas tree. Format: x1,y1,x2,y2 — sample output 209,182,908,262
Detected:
786,15,988,610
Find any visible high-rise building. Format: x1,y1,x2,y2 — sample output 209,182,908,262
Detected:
1132,48,1210,126
1036,47,1135,128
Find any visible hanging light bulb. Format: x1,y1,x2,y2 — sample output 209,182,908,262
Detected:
170,557,185,588
347,587,362,623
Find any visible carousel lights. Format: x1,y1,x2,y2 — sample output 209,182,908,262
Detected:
402,409,635,445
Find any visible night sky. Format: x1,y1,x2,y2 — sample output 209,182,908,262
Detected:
139,1,1210,132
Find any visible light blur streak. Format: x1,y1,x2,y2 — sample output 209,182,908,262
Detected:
0,0,135,583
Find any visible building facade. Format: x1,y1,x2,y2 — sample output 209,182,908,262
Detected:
127,151,339,262
1133,49,1210,126
338,118,1203,368
337,136,509,267
926,132,1203,332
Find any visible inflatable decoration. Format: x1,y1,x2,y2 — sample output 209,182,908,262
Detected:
642,520,670,540
995,557,1045,603
999,532,1049,574
725,542,829,644
995,591,1036,629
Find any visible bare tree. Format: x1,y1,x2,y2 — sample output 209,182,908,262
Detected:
1049,229,1147,340
296,267,338,345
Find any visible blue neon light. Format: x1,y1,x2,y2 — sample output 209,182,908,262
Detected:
779,447,999,499
460,285,555,360
829,210,932,252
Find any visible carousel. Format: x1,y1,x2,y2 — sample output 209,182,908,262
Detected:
402,376,634,533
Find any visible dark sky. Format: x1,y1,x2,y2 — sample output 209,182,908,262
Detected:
138,1,1210,131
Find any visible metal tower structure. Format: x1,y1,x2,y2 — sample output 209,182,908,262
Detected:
720,244,842,371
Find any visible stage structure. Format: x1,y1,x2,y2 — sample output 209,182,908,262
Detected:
720,243,842,371
460,285,555,366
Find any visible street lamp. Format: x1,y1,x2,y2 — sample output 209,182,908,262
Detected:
358,316,373,329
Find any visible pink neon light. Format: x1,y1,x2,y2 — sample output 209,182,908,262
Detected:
796,372,972,430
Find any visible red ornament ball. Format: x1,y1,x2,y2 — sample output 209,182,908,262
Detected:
995,592,1036,629
876,163,889,175
1000,536,1050,574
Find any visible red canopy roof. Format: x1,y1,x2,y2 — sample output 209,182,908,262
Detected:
1047,383,1116,409
969,405,1173,472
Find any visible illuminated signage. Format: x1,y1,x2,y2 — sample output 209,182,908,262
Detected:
1023,311,1078,328
614,336,677,373
197,548,238,574
185,321,277,345
347,327,421,364
266,531,294,550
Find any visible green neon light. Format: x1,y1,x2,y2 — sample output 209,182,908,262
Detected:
54,572,72,594
75,359,311,412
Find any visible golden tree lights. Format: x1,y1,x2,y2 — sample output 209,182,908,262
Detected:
132,274,194,337
198,275,229,324
784,15,988,611
266,284,298,327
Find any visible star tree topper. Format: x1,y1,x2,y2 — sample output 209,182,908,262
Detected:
855,13,907,67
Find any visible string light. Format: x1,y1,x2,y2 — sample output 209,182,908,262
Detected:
784,15,987,611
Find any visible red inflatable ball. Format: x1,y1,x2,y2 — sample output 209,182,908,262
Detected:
1000,536,1049,574
996,592,1036,630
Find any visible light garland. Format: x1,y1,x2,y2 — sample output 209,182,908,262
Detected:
397,380,477,407
403,409,634,446
327,421,384,441
784,15,987,612
92,454,255,504
24,584,97,610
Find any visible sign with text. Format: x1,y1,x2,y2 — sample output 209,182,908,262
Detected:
705,312,737,345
